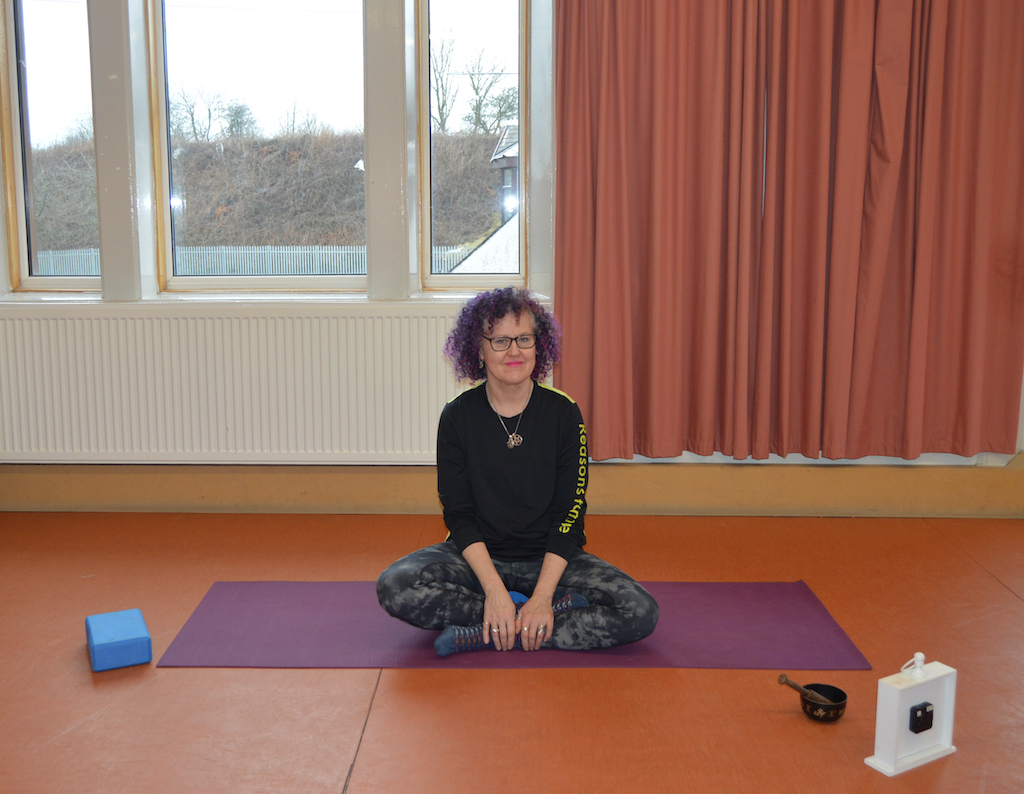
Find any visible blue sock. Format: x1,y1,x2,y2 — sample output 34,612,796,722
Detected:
434,624,522,657
509,591,588,614
553,592,589,614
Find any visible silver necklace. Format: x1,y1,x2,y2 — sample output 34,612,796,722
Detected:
490,381,532,449
497,411,524,449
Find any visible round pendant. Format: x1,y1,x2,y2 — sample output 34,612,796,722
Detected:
507,433,523,449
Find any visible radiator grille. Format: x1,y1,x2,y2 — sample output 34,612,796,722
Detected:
0,303,464,463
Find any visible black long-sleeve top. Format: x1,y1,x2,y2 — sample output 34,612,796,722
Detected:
437,381,588,562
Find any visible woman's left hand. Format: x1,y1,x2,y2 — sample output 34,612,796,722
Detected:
516,597,554,651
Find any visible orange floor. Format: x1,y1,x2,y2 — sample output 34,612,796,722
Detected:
1,512,1022,793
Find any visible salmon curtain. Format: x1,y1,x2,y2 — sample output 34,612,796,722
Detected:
554,0,1024,461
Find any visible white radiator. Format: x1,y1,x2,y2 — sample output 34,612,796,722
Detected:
0,301,465,463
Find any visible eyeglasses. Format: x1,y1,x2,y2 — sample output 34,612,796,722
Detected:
483,334,536,352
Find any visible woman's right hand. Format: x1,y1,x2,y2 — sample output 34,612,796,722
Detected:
482,590,518,650
461,542,519,650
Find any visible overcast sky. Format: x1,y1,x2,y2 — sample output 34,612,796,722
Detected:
22,0,519,147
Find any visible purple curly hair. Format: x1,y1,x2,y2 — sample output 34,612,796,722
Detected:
444,287,561,382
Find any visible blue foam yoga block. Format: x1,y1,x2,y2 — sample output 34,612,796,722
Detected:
85,609,152,672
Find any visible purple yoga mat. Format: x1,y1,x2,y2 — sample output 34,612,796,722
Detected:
157,580,869,670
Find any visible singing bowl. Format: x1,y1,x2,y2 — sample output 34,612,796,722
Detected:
800,684,847,722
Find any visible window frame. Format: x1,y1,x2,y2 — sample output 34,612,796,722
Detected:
1,0,101,293
156,0,369,293
418,0,534,293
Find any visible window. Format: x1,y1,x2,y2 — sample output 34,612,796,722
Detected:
428,0,520,277
12,0,99,286
162,0,366,288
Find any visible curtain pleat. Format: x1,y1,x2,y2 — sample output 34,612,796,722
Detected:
555,0,1024,461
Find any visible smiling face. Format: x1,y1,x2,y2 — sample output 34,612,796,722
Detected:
480,311,537,390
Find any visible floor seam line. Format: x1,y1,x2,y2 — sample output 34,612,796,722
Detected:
342,668,383,794
923,517,1024,604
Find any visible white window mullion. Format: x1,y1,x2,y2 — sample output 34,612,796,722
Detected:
363,0,418,300
86,0,158,300
525,0,554,300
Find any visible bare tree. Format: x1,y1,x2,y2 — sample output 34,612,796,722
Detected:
461,51,518,134
277,103,328,138
487,86,518,133
60,115,94,146
222,102,260,139
277,104,299,137
169,88,221,142
430,38,458,134
462,51,499,133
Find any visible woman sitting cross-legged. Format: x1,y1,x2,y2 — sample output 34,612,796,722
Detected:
376,287,658,656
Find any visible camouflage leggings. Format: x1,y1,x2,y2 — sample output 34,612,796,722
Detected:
376,541,659,650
